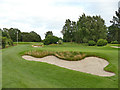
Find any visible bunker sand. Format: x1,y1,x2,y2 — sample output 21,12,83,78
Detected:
22,55,115,77
110,46,120,48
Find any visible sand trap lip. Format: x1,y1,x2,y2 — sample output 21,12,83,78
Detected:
32,45,43,47
110,46,120,48
22,55,115,77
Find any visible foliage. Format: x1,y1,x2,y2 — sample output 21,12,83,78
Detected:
61,13,107,43
111,41,118,44
97,39,108,46
107,25,119,43
58,40,63,44
45,31,53,38
88,40,96,46
8,28,22,42
7,39,13,46
1,28,42,42
43,35,59,45
2,37,7,48
108,7,120,43
22,31,41,42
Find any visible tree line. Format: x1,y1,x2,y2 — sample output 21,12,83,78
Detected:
61,8,120,44
0,28,41,48
1,28,41,42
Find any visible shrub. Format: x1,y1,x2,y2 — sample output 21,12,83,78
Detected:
88,40,96,46
111,41,118,44
83,38,88,43
43,35,59,45
8,39,13,46
97,39,108,46
58,40,63,44
2,37,7,48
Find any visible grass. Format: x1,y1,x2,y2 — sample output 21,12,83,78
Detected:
2,42,118,88
109,44,120,47
24,50,87,61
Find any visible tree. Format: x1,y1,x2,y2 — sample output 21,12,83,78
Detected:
45,31,53,38
1,28,13,48
8,28,22,42
29,31,41,42
43,35,59,45
21,31,41,42
61,19,75,42
61,13,107,43
108,7,120,43
21,32,32,42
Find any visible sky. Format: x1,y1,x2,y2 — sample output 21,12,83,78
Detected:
0,0,119,39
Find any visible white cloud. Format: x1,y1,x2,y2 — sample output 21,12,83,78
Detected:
0,0,119,39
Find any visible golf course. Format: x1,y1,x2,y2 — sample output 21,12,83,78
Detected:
2,42,118,88
1,0,119,89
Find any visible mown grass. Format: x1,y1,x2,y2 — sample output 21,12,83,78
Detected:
2,42,118,88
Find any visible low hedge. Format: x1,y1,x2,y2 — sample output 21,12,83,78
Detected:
97,39,108,46
88,40,96,46
111,41,118,44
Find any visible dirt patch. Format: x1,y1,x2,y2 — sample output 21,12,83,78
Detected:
32,45,43,47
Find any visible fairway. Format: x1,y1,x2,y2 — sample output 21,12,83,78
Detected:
2,42,118,88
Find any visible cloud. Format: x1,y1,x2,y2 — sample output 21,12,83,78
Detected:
0,0,119,39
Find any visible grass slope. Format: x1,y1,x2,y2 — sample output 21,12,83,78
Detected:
2,43,118,88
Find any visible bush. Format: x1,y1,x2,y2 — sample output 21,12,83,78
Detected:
8,39,13,46
58,40,63,44
83,38,88,43
43,35,59,45
88,40,96,46
111,41,118,44
97,39,108,46
2,37,7,48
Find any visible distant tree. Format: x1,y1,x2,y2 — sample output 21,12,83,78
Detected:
45,31,53,38
21,31,41,42
43,35,59,45
61,13,107,43
29,31,41,42
2,28,11,39
108,7,120,43
1,28,13,48
8,28,22,42
61,19,75,42
21,32,29,42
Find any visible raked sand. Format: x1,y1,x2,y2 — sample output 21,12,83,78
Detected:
22,55,115,77
110,46,120,48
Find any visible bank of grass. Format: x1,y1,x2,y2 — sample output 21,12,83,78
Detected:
2,42,118,88
13,42,43,45
109,44,120,47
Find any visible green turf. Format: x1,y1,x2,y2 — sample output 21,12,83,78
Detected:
109,44,120,47
2,42,118,88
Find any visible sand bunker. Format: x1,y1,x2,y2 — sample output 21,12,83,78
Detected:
110,46,120,48
32,45,43,47
22,55,115,77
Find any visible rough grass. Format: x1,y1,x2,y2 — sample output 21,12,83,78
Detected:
24,50,87,61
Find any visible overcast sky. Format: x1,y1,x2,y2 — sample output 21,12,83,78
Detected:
0,0,119,39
